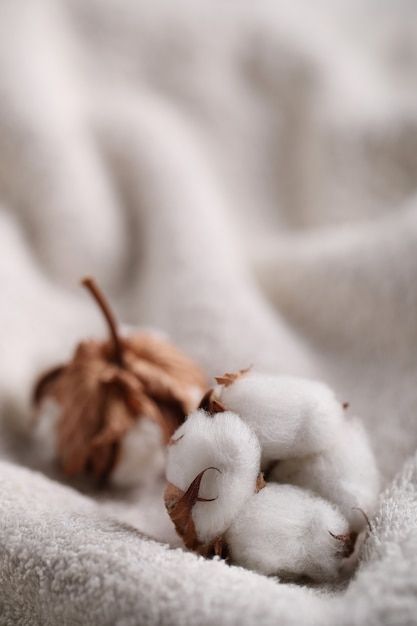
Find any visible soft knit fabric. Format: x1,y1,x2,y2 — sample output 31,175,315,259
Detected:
1,1,417,624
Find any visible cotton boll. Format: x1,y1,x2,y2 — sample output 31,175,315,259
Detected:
31,278,208,484
225,483,350,582
166,409,261,544
269,418,379,531
218,372,344,467
110,418,165,488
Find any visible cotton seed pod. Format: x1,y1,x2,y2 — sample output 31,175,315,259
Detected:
215,370,345,469
165,409,262,549
32,277,207,486
269,417,380,531
225,483,353,582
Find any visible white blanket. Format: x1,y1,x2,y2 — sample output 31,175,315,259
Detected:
1,1,417,624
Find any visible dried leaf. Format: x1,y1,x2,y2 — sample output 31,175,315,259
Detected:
255,472,266,492
32,364,65,406
215,366,251,388
164,467,220,551
198,389,225,415
165,467,263,560
32,277,207,481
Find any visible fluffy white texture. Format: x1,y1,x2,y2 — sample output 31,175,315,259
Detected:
111,418,166,488
166,409,261,544
34,399,165,487
218,372,344,467
32,398,59,463
225,483,349,582
269,418,380,531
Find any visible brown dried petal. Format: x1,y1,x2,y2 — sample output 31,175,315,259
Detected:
255,472,266,492
32,364,66,407
164,467,220,551
215,366,251,388
127,333,207,393
165,467,263,561
198,389,226,415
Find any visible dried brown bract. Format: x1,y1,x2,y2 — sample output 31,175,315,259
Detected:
198,388,225,415
255,472,266,492
32,276,207,481
214,366,251,388
164,466,265,559
165,467,221,555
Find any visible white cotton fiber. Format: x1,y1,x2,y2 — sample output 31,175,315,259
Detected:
269,417,379,531
34,397,166,487
111,418,166,488
166,409,261,544
32,398,59,463
218,372,344,467
225,483,350,582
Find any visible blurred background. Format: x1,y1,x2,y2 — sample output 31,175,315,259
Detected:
1,0,417,481
1,1,417,271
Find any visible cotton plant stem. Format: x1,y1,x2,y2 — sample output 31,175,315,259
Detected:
81,276,123,365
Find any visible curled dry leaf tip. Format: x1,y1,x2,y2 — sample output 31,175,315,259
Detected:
255,472,266,492
198,389,225,415
214,365,252,388
187,466,222,504
165,466,221,552
352,507,372,532
328,530,358,558
165,464,265,559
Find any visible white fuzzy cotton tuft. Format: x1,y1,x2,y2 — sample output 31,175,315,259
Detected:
110,418,166,488
32,398,60,463
225,483,350,582
218,372,345,467
269,417,380,531
166,409,261,544
34,398,166,487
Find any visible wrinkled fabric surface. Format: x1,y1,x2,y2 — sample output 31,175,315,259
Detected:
1,1,417,624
